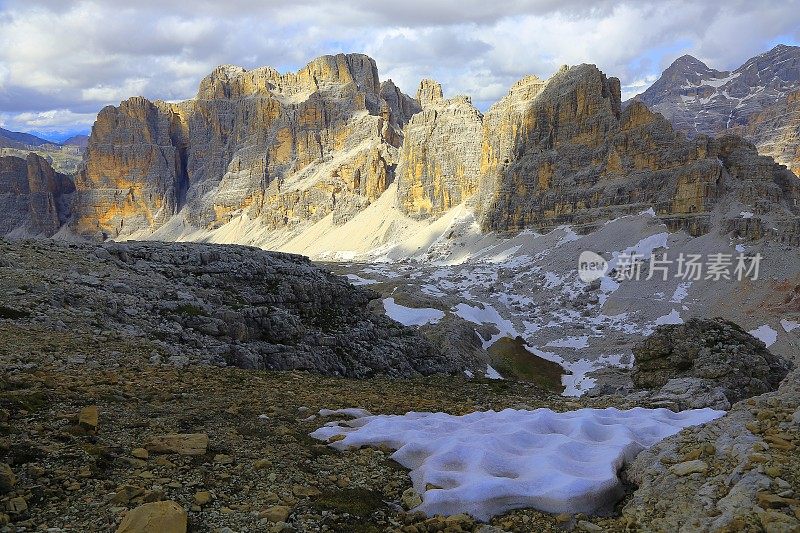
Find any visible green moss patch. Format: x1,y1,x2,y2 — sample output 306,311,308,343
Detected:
313,488,386,517
488,336,566,393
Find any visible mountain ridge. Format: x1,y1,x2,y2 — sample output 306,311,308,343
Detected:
0,127,56,149
1,50,798,251
631,44,800,175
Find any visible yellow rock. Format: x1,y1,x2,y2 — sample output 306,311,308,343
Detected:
78,405,99,433
261,505,292,523
194,491,212,506
131,448,149,460
144,433,208,456
0,463,16,494
116,501,187,533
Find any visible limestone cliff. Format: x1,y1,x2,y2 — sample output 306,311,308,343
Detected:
633,45,800,177
731,89,800,177
61,52,800,246
0,153,75,236
73,54,416,238
395,80,483,218
478,74,548,203
477,64,800,243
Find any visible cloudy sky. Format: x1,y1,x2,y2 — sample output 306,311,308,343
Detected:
1,0,798,141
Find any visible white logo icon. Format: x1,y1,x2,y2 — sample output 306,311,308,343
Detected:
578,251,608,282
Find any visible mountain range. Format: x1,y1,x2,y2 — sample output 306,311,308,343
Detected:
1,50,798,253
0,48,798,244
0,127,56,149
632,44,800,175
0,128,87,175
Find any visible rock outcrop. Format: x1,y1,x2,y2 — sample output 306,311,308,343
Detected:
116,500,187,533
479,74,547,183
395,80,483,217
73,54,416,238
623,367,800,531
631,318,793,408
732,89,800,177
633,44,800,176
0,153,75,236
0,239,461,377
476,64,800,242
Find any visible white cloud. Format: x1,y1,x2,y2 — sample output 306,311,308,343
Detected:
0,0,797,133
2,109,98,132
81,79,149,102
0,63,8,89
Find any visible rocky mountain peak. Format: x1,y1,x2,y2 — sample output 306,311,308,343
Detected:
0,153,74,236
477,61,800,243
669,54,717,73
195,53,382,104
380,79,422,129
397,79,482,218
632,44,800,176
416,79,444,110
70,52,418,239
487,74,548,115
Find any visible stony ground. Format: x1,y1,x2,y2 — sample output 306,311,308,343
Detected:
0,321,636,532
0,238,798,532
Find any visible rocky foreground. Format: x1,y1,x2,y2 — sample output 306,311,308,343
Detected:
0,239,458,378
0,240,799,532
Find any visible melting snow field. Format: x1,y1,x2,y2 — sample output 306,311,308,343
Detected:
311,407,725,521
329,211,796,396
383,298,445,326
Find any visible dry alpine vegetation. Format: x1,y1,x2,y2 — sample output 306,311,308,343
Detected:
0,239,799,532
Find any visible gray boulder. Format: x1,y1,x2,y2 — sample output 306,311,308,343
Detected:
632,317,792,406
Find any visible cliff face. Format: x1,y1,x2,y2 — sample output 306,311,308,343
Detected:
632,45,800,177
479,64,701,231
477,64,800,242
62,52,800,246
731,89,800,177
73,54,413,238
395,80,483,218
0,153,75,236
479,75,547,181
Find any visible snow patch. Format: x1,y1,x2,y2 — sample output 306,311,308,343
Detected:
545,336,590,349
383,298,444,326
311,407,725,520
749,324,778,347
346,274,378,286
781,319,800,333
608,232,669,271
555,226,580,246
485,365,503,380
453,302,518,347
670,282,692,304
654,309,683,326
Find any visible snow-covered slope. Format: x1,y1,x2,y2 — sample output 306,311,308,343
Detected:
126,175,800,395
633,45,800,137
